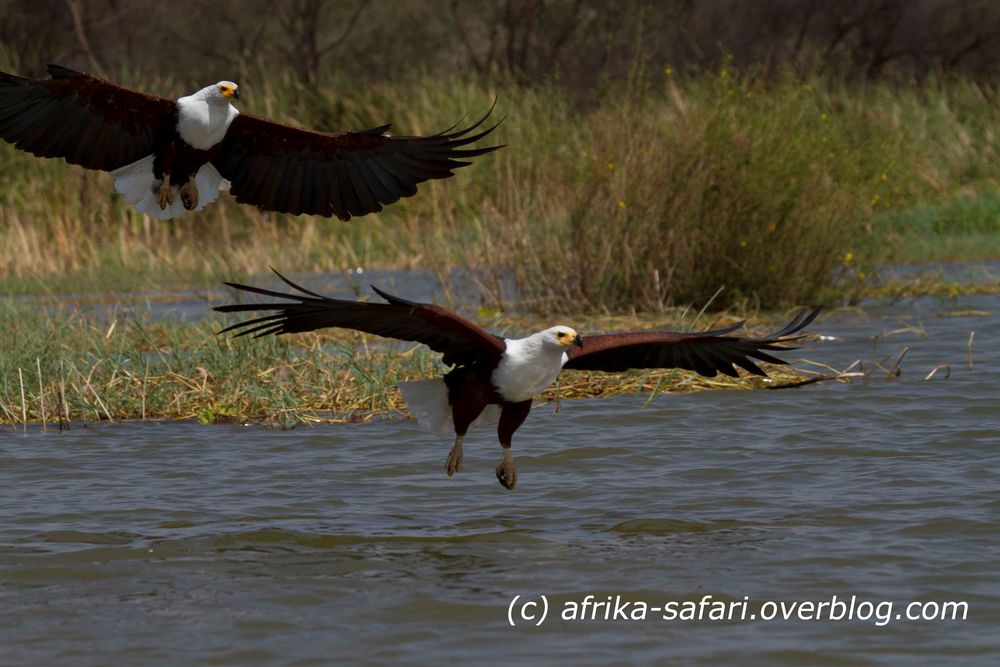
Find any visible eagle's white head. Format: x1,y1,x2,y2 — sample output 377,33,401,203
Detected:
540,325,584,350
211,81,240,102
189,81,239,103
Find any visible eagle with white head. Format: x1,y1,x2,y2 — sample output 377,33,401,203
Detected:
0,65,501,220
215,271,820,490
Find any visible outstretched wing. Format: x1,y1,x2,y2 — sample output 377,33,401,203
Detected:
213,104,503,219
563,308,820,377
214,270,506,367
0,65,175,171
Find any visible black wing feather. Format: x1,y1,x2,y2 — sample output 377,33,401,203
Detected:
215,105,503,220
215,270,506,368
0,65,175,171
564,309,820,377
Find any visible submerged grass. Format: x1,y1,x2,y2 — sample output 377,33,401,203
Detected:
2,69,999,311
0,302,821,427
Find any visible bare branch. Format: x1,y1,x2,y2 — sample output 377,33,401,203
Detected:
317,0,366,57
64,0,107,77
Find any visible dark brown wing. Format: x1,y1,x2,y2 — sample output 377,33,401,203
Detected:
563,308,820,377
214,270,506,367
212,104,503,219
0,65,176,171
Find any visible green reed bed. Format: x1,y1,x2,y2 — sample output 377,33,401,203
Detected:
0,302,821,427
2,69,999,311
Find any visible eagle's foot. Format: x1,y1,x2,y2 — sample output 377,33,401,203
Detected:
179,179,199,210
444,435,463,476
495,449,517,490
154,179,174,210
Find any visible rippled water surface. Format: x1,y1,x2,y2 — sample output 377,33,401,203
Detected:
2,295,998,665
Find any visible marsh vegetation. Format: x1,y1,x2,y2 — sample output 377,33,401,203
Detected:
3,70,1000,312
1,1,998,424
1,301,829,427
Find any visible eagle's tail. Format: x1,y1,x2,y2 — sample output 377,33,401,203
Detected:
399,379,454,437
110,156,230,220
399,379,500,437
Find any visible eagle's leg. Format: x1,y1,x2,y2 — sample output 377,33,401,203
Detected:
495,400,532,491
180,177,199,210
443,377,486,478
155,176,174,209
444,435,463,476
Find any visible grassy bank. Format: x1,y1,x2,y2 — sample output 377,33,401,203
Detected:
2,69,999,311
878,191,1000,263
0,301,825,427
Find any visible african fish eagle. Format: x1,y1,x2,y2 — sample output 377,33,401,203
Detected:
0,65,500,220
215,271,819,490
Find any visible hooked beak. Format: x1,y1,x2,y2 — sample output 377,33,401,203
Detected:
232,88,240,101
573,334,584,348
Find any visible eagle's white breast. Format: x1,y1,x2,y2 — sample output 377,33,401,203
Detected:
175,87,239,151
491,331,570,403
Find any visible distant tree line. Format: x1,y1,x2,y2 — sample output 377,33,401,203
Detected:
2,0,999,91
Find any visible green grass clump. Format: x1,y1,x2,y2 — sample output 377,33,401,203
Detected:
0,300,443,426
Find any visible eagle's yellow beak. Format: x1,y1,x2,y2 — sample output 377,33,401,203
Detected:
222,86,239,100
557,331,583,347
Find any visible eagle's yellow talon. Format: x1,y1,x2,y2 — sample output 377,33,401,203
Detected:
496,456,517,490
155,180,173,210
180,179,198,210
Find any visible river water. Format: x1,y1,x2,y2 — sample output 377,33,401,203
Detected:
1,293,997,665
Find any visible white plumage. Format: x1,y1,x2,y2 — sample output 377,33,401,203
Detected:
398,327,578,435
108,81,238,220
110,157,230,220
175,82,240,150
399,379,501,436
491,327,576,402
